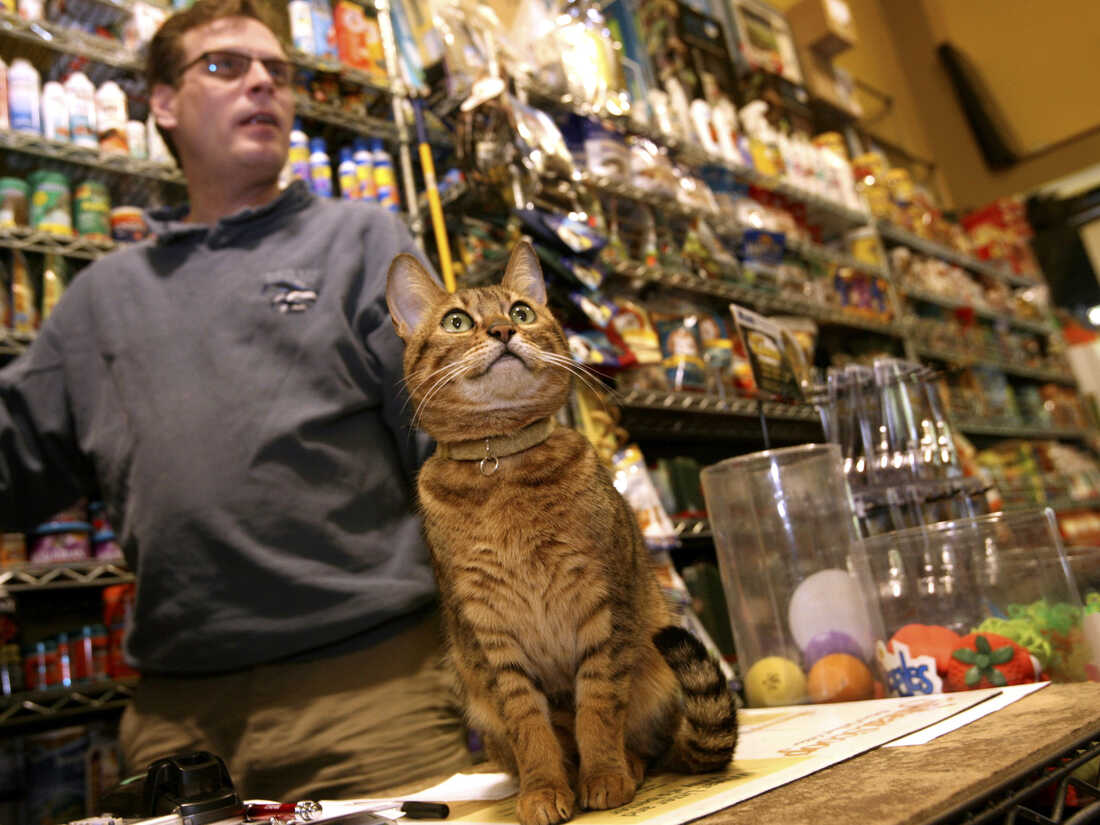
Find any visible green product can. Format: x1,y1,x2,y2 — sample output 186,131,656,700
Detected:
28,170,73,236
74,180,111,240
0,177,30,228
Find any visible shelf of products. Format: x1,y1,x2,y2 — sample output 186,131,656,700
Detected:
878,220,1037,289
0,560,133,592
0,10,142,71
900,285,1054,336
0,129,184,185
0,677,136,730
916,345,1076,386
0,225,117,261
954,420,1090,442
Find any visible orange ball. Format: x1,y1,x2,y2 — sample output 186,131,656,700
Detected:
807,653,874,703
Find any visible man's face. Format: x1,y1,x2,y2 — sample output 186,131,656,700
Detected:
153,16,294,184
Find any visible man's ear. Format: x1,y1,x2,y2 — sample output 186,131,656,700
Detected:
501,241,547,306
150,83,179,130
386,254,446,340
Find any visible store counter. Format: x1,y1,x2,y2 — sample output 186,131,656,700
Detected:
702,681,1100,825
389,683,1100,825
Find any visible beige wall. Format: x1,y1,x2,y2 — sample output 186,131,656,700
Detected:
770,0,1100,209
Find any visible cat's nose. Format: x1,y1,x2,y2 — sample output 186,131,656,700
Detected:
487,322,516,343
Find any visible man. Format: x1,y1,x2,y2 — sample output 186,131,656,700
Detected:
0,0,471,799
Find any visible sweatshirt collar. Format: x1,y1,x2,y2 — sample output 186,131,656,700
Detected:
146,179,314,246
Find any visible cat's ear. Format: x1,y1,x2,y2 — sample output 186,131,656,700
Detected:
501,241,547,306
386,253,446,340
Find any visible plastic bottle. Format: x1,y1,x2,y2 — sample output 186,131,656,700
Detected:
40,254,67,321
8,57,42,134
73,625,94,683
353,137,376,201
56,632,72,687
308,136,332,198
89,623,109,680
371,138,399,212
95,80,129,155
337,146,359,200
288,119,310,182
147,113,173,164
40,80,70,142
65,72,98,149
288,0,315,54
0,58,10,131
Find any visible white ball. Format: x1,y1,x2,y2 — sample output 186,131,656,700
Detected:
788,568,875,660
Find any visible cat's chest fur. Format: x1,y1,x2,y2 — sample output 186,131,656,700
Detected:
417,428,634,687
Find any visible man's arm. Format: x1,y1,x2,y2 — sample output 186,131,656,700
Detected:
357,210,437,486
0,322,95,530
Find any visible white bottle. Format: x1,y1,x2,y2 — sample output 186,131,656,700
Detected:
288,0,314,54
8,58,41,135
0,58,9,131
126,120,147,159
689,99,721,157
40,81,70,142
65,72,98,149
147,113,173,165
711,97,742,166
17,0,44,19
95,80,129,155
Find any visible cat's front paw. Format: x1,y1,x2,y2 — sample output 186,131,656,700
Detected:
516,783,575,825
579,768,636,810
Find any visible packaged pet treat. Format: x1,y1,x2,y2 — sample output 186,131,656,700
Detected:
653,313,705,392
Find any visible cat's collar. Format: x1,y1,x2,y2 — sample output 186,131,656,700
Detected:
435,416,557,475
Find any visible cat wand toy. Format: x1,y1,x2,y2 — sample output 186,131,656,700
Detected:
412,97,456,294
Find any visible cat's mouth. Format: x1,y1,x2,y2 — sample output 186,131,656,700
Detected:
489,352,526,369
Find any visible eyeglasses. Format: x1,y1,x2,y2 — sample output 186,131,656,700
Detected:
177,50,295,87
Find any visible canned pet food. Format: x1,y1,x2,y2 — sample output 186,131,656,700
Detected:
74,180,111,239
109,206,147,242
28,170,72,236
0,177,29,228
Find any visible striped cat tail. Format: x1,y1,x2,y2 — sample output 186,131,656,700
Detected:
652,626,738,773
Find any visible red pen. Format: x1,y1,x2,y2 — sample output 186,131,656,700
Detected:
243,801,322,821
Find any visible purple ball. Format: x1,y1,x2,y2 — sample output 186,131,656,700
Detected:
803,630,864,669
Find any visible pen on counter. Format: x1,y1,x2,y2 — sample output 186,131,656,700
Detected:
320,800,450,820
243,798,449,822
244,801,323,821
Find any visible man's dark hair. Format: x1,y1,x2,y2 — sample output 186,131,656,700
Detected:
146,0,289,165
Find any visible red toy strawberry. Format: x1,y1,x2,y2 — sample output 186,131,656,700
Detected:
946,632,1035,691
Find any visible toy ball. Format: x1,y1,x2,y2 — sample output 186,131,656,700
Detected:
744,656,807,707
804,630,864,669
889,624,961,675
807,653,874,703
788,568,875,659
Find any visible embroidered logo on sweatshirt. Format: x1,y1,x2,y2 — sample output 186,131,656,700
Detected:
263,276,319,313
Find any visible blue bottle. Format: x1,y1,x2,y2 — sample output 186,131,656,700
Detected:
308,136,333,198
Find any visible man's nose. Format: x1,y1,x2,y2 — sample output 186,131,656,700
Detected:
244,58,278,92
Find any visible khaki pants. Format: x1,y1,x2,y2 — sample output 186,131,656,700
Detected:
119,614,473,799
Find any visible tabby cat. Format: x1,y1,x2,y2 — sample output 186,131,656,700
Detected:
385,241,737,825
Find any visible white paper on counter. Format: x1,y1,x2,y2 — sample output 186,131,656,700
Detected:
378,690,1001,825
885,681,1049,747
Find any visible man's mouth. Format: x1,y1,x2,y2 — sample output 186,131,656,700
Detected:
241,112,279,126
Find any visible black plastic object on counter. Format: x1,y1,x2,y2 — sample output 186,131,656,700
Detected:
99,751,244,825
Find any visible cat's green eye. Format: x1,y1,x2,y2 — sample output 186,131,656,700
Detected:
441,309,474,333
509,302,537,325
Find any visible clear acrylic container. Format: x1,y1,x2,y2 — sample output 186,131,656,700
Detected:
700,443,886,707
864,508,1097,692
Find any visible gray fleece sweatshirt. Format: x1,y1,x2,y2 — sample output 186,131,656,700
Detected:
0,181,438,673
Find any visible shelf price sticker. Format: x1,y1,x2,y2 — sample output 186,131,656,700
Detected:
729,302,806,402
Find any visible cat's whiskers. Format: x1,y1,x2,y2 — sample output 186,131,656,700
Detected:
412,352,482,427
529,349,610,404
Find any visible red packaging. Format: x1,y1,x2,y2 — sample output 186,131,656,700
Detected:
332,0,385,79
102,585,139,678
